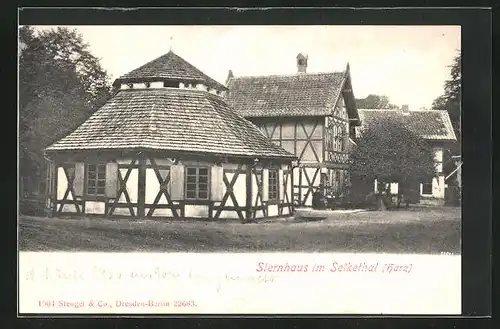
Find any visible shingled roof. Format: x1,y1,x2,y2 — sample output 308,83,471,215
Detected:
357,109,457,141
113,51,227,91
226,71,352,118
45,88,295,159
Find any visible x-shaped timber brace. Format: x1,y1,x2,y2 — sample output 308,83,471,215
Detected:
297,120,321,162
300,167,321,207
252,168,267,219
213,164,245,221
57,165,82,214
108,159,136,217
146,158,181,218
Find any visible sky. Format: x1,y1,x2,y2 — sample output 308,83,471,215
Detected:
32,25,460,110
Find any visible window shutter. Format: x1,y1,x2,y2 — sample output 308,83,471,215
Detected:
105,162,119,198
170,164,185,200
210,165,224,201
262,169,269,202
73,163,85,197
46,162,54,196
279,169,284,201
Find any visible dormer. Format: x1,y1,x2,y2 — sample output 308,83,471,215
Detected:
113,50,228,94
297,53,308,74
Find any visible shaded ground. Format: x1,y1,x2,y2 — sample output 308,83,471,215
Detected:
18,206,461,254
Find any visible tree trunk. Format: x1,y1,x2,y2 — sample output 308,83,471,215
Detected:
377,196,387,211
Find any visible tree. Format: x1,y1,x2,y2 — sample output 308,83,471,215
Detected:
431,51,461,144
349,116,436,210
355,94,399,110
19,26,112,200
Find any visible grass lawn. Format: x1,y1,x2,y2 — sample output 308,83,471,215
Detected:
18,206,461,254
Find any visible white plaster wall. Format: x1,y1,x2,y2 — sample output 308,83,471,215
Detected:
434,148,443,162
219,210,240,219
85,201,105,215
61,204,77,212
281,122,294,139
57,168,67,200
224,173,246,207
434,147,444,173
149,208,173,217
145,169,160,204
252,173,260,206
301,167,320,206
433,175,445,199
420,176,444,199
390,183,398,195
113,208,134,216
157,194,170,205
117,168,138,203
184,205,209,218
150,82,163,88
196,84,208,91
268,205,279,217
282,207,290,215
120,82,166,90
255,210,264,218
293,167,300,181
286,172,293,203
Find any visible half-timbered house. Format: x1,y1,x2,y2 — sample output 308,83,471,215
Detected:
356,106,457,205
226,53,361,206
44,50,296,220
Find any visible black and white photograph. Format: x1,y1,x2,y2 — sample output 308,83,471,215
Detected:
17,21,468,315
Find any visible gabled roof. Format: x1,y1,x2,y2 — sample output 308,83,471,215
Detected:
226,71,352,118
45,88,295,159
113,51,227,91
357,109,457,141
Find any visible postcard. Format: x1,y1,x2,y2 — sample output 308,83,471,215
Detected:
18,23,462,315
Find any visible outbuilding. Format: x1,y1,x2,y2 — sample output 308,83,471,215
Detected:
44,51,296,220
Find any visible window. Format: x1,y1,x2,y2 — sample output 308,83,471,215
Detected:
422,178,433,195
186,167,209,199
321,173,328,186
268,169,279,201
87,164,106,196
340,126,346,151
335,171,341,193
163,80,179,88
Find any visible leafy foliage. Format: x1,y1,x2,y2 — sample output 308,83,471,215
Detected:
355,94,399,110
431,51,461,143
350,116,437,186
19,26,112,195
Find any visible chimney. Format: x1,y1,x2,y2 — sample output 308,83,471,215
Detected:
226,69,234,85
297,53,308,74
402,104,410,115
